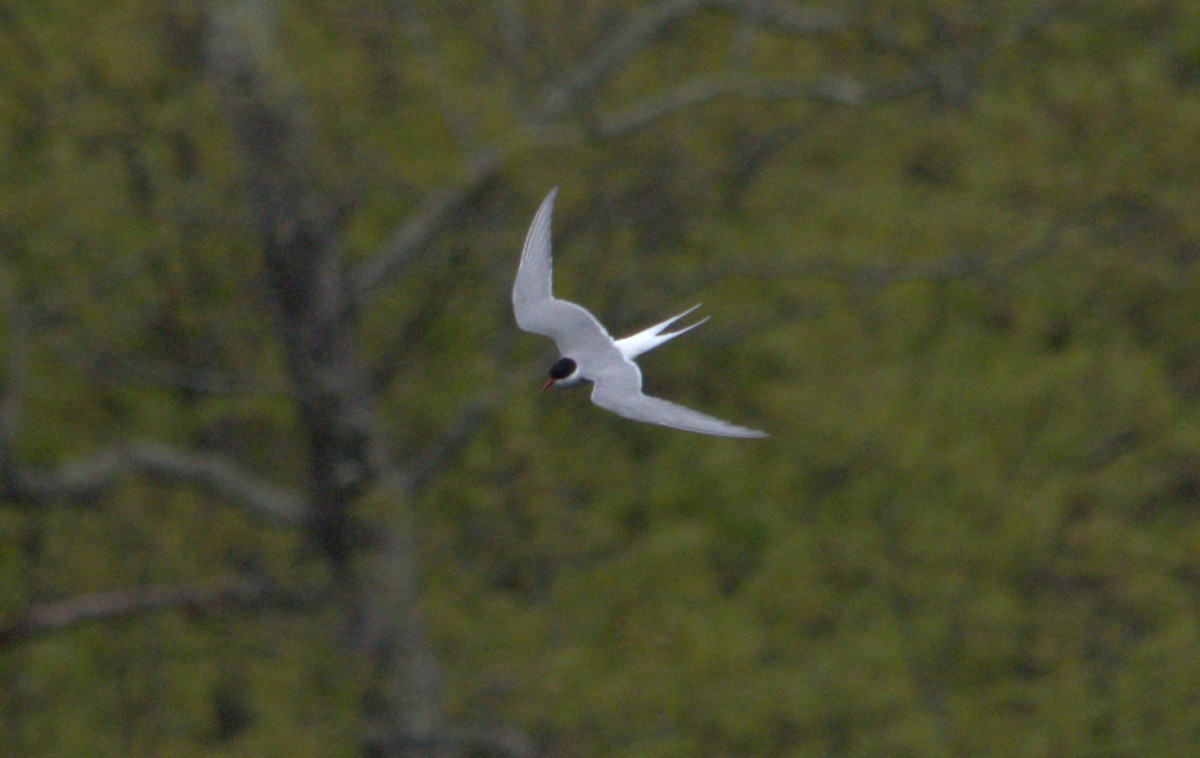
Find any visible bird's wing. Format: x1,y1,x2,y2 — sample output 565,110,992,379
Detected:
589,359,768,438
512,188,615,357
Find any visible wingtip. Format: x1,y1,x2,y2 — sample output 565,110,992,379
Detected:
534,187,558,218
730,422,769,439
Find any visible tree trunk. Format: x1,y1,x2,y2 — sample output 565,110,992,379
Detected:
205,3,444,754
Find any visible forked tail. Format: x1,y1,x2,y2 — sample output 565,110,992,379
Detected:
614,304,709,360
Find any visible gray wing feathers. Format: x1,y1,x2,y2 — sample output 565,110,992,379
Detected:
511,188,557,330
512,189,614,355
590,364,768,438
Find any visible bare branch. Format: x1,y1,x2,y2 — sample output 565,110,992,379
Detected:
595,72,888,137
351,150,506,300
403,403,492,497
833,217,1068,286
494,0,529,86
866,0,1075,109
51,334,295,401
0,575,320,648
536,0,848,119
349,3,850,301
126,441,308,522
368,721,536,758
0,298,29,452
7,441,307,524
0,288,301,523
719,0,847,32
91,357,295,399
537,0,699,119
399,3,480,153
680,216,1069,294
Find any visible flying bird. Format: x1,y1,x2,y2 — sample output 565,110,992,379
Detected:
512,188,767,438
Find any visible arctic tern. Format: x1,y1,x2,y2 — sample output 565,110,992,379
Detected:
512,188,767,438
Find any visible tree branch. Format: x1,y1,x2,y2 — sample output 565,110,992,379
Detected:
348,3,852,302
494,0,530,94
0,297,29,454
593,0,1066,137
684,216,1068,293
873,506,967,756
595,72,894,137
86,355,296,399
398,3,480,154
351,150,506,301
0,575,319,648
403,403,492,498
367,721,536,758
536,0,847,120
6,441,307,524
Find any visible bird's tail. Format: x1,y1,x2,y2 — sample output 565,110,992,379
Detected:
614,304,709,360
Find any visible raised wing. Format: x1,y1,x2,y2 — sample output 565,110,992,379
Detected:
590,360,768,438
512,188,615,357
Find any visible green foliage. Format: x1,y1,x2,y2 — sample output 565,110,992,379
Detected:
2,0,1200,755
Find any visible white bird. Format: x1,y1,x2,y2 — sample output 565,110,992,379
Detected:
512,188,767,438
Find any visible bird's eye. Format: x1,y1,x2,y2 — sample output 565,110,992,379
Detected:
549,357,577,379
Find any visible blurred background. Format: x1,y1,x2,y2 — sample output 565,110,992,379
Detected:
1,1,1199,756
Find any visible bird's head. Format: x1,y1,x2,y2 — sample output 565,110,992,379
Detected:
542,357,583,391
